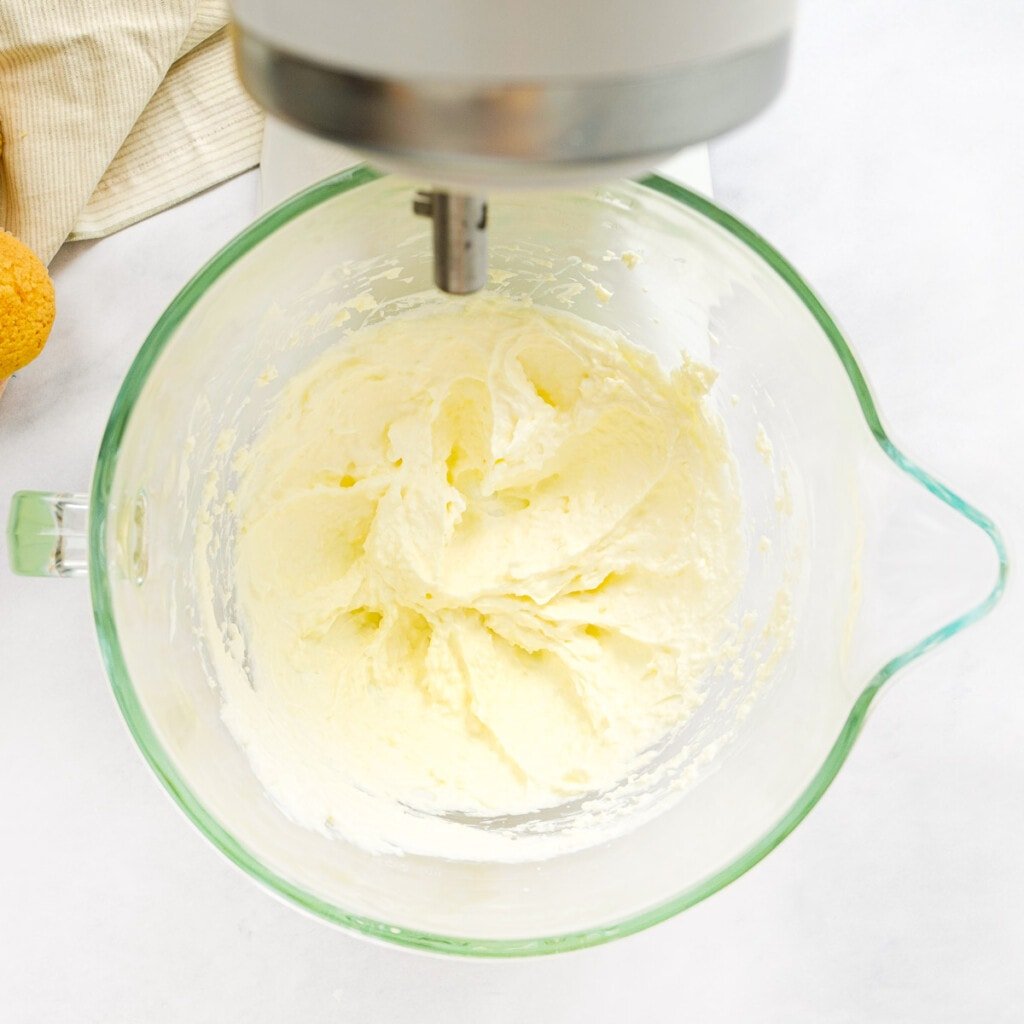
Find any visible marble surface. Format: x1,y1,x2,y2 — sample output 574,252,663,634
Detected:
1,1,1021,1020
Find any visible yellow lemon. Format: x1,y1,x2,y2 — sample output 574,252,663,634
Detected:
0,229,56,381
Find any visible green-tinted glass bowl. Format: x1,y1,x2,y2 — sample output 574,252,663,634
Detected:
29,167,1004,956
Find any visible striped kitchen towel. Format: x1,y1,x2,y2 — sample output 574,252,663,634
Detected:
0,0,263,264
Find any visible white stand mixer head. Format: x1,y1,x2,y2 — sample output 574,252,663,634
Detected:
229,0,796,290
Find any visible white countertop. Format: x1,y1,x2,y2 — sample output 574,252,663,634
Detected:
1,2,1021,1020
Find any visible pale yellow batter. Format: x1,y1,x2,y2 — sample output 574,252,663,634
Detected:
226,295,742,844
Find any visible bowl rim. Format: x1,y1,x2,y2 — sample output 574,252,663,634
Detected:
89,165,1008,957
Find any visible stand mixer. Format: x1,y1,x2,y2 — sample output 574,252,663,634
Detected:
9,0,1005,953
229,0,796,293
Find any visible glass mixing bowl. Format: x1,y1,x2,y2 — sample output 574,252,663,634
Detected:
8,168,1006,955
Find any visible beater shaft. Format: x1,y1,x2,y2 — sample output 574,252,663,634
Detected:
414,190,488,295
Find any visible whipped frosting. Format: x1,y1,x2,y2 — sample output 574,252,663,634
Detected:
223,295,743,854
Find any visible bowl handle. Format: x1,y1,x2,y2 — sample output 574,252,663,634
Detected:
7,491,89,578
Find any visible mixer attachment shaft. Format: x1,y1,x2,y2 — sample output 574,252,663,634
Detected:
413,190,488,295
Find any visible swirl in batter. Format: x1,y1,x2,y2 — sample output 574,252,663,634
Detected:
226,295,742,844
